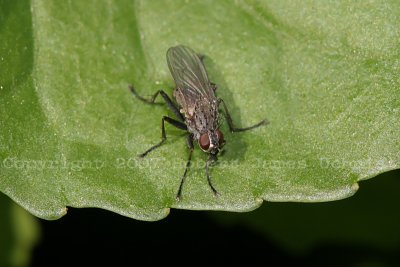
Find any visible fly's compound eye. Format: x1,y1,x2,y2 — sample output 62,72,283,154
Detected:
216,130,225,147
199,133,210,151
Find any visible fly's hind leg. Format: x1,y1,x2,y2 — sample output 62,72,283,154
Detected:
218,98,269,132
129,84,184,121
128,85,187,157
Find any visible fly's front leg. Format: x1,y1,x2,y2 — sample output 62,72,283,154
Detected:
139,116,187,158
176,134,194,201
218,98,268,132
206,154,219,196
129,84,184,121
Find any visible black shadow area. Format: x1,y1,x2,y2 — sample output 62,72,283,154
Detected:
31,209,293,266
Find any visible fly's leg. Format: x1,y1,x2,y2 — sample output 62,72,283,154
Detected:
206,154,219,196
176,134,194,201
129,84,184,121
218,98,268,132
210,82,217,92
139,116,187,158
197,53,205,61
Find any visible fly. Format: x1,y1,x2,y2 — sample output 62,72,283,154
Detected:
129,45,268,200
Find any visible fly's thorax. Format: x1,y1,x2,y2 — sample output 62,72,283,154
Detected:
179,97,219,139
193,98,219,131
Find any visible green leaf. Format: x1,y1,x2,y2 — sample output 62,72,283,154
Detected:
0,0,399,221
0,193,40,267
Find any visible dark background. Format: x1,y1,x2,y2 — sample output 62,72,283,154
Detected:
30,169,400,267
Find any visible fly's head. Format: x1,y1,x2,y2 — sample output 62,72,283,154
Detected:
198,130,225,156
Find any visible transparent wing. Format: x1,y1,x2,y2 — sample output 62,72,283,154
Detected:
167,45,214,99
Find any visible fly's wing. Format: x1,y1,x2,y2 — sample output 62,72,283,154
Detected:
167,45,215,105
